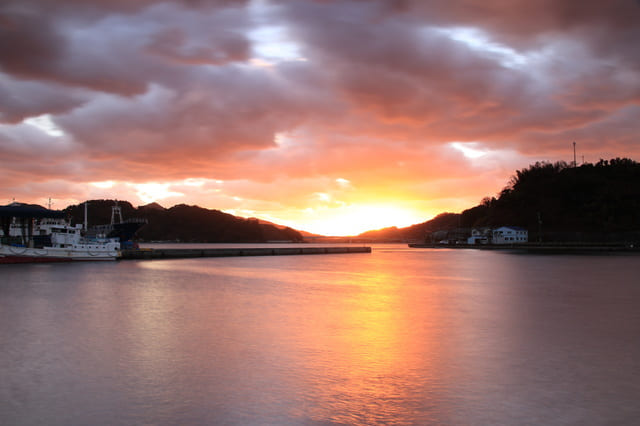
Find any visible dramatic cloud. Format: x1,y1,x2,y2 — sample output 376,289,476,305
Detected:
1,0,639,234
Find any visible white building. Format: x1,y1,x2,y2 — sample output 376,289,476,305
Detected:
492,226,528,244
467,228,491,244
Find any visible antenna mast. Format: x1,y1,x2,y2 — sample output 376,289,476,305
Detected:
111,200,123,225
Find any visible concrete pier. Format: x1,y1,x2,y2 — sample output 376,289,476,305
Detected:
120,246,371,260
408,243,639,253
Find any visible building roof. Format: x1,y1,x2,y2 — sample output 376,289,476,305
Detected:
495,226,527,231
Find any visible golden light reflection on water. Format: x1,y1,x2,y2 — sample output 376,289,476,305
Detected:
4,250,640,424
136,253,458,424
280,256,444,425
100,250,617,425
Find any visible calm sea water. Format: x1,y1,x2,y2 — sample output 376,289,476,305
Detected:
2,245,640,425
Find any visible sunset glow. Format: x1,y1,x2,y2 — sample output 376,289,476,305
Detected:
1,0,639,235
291,204,427,237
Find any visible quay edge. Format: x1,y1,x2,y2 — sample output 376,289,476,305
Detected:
120,246,371,260
408,243,640,253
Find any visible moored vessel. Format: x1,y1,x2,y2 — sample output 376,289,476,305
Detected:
85,201,147,244
0,202,120,263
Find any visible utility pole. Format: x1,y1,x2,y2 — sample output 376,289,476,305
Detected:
573,141,577,167
537,212,542,243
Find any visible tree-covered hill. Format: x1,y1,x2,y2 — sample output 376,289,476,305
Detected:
64,200,304,243
359,158,640,243
356,213,461,241
459,158,640,241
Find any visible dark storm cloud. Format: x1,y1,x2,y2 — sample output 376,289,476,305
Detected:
376,0,640,49
0,0,251,94
273,0,640,149
0,4,65,79
0,75,88,123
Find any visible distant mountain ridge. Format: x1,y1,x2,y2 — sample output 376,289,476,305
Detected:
250,218,320,237
140,202,165,211
62,158,640,243
356,213,461,241
64,200,304,243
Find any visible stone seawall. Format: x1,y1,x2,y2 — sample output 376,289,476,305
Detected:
121,246,371,259
408,243,639,253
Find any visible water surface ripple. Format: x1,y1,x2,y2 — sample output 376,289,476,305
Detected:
2,245,640,425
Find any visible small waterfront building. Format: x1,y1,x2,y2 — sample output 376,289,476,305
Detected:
467,228,491,244
492,226,528,244
448,228,471,244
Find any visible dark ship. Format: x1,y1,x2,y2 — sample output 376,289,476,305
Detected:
86,201,147,244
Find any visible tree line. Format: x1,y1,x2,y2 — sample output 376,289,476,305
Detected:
459,158,640,242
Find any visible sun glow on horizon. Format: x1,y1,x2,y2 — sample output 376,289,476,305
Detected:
51,176,476,237
284,204,428,237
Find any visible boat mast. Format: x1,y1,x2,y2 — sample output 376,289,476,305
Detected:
84,201,88,230
111,200,123,225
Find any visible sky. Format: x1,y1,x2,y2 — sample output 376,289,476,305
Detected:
1,0,639,235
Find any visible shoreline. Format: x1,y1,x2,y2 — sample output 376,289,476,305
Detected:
408,242,640,253
121,246,372,259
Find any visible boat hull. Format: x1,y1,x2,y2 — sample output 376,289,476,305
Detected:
0,255,73,264
0,245,119,263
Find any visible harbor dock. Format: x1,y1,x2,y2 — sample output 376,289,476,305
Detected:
120,246,371,260
408,243,639,253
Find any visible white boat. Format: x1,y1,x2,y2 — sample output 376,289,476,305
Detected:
0,202,120,263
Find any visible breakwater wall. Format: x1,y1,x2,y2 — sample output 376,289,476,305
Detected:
408,243,639,253
121,246,371,260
